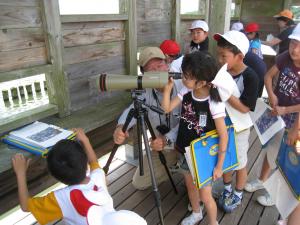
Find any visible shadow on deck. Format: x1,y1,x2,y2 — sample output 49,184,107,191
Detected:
9,129,280,225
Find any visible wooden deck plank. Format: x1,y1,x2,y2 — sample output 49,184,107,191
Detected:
108,167,136,196
258,206,280,225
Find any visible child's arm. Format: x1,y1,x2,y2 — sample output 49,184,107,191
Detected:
74,128,98,165
264,65,280,108
227,95,250,113
273,104,300,116
12,153,31,211
162,78,181,113
213,117,228,181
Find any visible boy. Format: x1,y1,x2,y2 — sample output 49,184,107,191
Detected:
12,128,146,225
245,23,300,208
214,30,259,212
185,20,209,53
160,39,184,73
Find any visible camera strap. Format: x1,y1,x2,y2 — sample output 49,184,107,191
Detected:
152,89,171,129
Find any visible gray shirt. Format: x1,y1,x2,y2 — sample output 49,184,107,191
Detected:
118,80,183,143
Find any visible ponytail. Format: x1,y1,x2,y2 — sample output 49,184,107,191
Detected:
209,84,221,102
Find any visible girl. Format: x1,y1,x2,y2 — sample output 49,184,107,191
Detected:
245,22,263,59
162,51,228,225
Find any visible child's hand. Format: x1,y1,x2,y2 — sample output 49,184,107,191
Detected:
269,94,278,109
272,106,287,116
287,127,298,146
164,77,174,92
73,128,89,144
213,166,223,181
12,153,30,176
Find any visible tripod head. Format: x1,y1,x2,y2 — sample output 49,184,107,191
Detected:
130,89,165,115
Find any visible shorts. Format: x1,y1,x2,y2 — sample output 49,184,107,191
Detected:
235,128,251,170
177,152,212,187
265,129,285,170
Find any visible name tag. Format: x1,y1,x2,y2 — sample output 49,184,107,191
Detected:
199,112,207,127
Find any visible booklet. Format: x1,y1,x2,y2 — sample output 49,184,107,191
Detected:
2,121,75,156
250,99,285,145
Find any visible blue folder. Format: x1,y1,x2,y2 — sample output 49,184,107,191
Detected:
2,133,76,158
277,137,300,200
190,125,239,188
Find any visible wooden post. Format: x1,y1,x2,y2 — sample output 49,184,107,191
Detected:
205,0,210,22
171,0,181,45
123,0,138,76
283,0,292,9
208,0,232,57
40,0,71,117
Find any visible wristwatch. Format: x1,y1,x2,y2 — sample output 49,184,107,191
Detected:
165,136,172,146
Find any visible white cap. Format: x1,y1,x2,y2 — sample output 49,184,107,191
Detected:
231,22,244,31
214,30,249,56
289,23,300,41
189,20,209,32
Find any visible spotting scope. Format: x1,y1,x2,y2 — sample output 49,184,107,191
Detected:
89,72,182,92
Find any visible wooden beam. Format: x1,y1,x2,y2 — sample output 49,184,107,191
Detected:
283,0,292,9
208,0,232,57
171,0,181,45
180,15,205,20
40,0,71,117
0,64,52,83
124,0,137,75
61,14,128,23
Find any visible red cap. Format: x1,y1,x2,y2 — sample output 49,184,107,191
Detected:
159,40,180,55
245,23,259,33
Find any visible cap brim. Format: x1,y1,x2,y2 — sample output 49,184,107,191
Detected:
288,34,300,41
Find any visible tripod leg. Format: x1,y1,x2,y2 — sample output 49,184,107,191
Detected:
144,113,178,194
136,116,144,176
139,114,165,225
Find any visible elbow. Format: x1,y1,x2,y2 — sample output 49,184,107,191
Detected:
20,204,29,212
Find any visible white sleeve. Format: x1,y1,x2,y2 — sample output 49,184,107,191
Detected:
90,168,107,190
209,99,226,119
177,86,190,100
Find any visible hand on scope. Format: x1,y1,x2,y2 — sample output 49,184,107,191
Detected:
113,125,129,144
164,77,174,93
150,135,165,151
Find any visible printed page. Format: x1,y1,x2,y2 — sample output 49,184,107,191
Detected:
250,99,285,145
9,121,73,149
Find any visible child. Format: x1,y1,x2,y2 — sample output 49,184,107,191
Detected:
231,21,244,32
185,20,209,53
245,23,300,208
245,22,263,59
12,128,146,225
160,39,184,73
214,30,259,212
162,51,228,225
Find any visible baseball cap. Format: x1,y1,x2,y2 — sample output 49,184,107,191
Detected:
245,22,259,33
189,20,209,32
274,9,293,20
138,47,165,67
214,30,250,56
288,23,300,41
231,22,244,31
160,40,180,55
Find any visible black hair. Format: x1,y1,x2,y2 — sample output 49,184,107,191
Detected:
47,139,88,185
216,37,241,55
276,17,294,26
181,51,221,102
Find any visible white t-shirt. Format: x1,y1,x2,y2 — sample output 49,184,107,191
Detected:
169,55,184,73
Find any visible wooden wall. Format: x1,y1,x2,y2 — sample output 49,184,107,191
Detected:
62,20,127,111
0,0,48,72
137,0,172,47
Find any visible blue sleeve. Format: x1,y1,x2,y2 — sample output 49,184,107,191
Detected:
250,40,261,49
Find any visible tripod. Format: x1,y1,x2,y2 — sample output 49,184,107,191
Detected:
103,89,178,225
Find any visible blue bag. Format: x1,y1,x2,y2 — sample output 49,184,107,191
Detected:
190,125,239,188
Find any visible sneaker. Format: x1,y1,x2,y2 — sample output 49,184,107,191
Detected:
244,179,264,192
181,212,203,225
257,193,275,206
217,189,232,209
223,193,242,213
187,201,204,211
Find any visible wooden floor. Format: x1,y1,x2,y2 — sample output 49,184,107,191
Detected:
8,129,280,225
